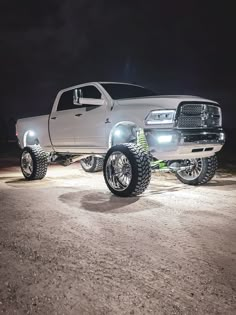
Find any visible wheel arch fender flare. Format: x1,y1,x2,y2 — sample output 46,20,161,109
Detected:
23,130,40,147
108,121,140,148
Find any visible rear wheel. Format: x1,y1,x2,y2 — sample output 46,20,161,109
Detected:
103,143,151,197
175,155,218,185
20,145,48,180
80,156,104,172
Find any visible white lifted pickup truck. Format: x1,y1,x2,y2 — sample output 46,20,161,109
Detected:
16,82,225,196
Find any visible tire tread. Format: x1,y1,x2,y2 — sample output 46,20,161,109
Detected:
21,145,48,180
176,155,218,185
104,143,151,196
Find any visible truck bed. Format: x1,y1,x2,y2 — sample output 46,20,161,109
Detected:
16,115,52,151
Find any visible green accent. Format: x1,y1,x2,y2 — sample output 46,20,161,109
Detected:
137,128,149,153
151,160,167,169
136,128,167,170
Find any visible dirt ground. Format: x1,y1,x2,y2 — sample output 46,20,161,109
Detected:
0,158,236,315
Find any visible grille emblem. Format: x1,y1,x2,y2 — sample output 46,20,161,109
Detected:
202,111,209,120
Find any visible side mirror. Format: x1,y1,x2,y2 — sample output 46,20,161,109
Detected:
73,89,105,106
79,98,105,106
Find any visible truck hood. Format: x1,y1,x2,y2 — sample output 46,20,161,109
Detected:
116,95,218,110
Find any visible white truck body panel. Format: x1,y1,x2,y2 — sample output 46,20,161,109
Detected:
16,82,224,159
50,105,107,152
17,114,51,150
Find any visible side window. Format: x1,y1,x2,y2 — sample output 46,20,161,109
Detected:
79,86,101,99
57,90,79,111
57,86,102,112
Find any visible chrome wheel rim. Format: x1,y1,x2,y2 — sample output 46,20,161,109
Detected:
177,158,203,180
105,151,132,191
21,151,33,177
81,156,95,170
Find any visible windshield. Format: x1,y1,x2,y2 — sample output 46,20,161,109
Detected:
101,83,157,100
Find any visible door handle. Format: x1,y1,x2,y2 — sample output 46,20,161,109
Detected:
75,113,82,117
51,117,57,120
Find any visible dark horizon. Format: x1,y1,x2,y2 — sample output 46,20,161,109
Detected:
0,1,235,127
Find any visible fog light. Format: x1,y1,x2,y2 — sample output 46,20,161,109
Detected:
157,135,172,143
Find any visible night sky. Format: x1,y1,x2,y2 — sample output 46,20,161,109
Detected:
0,1,235,127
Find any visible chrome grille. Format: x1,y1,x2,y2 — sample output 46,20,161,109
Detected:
176,103,221,129
181,104,205,115
178,116,202,128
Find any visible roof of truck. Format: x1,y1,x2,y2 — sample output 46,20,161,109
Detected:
99,81,143,86
58,81,143,93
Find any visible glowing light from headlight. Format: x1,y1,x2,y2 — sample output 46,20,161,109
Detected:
157,135,172,143
28,130,35,137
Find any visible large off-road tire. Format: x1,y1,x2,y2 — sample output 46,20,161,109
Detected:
103,143,151,197
80,156,104,172
175,155,218,185
20,145,48,180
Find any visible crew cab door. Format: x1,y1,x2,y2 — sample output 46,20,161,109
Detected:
72,85,107,150
49,84,107,152
49,89,83,151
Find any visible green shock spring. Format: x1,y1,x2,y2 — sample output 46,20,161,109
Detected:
136,128,149,153
136,128,167,170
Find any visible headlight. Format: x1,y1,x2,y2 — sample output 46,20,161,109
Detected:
145,110,175,125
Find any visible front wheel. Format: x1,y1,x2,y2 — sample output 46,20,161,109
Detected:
103,143,151,197
175,155,218,185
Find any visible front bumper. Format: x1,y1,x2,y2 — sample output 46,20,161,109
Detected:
145,128,225,160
